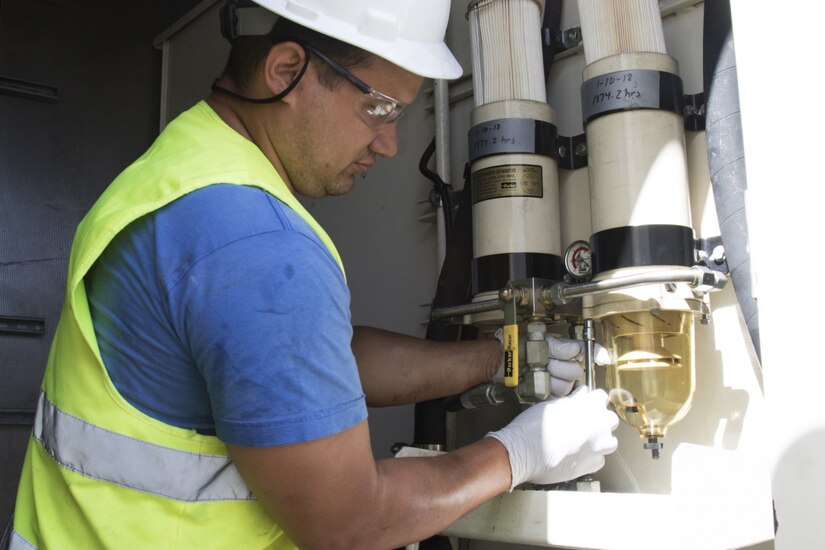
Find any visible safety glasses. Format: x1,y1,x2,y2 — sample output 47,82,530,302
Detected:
299,42,408,128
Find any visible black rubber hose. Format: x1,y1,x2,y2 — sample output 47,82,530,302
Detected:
418,137,454,237
703,0,761,360
413,166,477,448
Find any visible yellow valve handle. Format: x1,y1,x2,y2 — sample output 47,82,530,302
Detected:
503,323,519,388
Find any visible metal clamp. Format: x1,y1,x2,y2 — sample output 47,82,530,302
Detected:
695,235,728,273
468,118,558,163
545,26,583,54
683,92,706,131
555,133,588,170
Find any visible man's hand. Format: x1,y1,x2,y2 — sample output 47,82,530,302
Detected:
545,334,611,398
486,387,619,489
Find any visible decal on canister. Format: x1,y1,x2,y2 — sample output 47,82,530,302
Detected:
471,164,543,205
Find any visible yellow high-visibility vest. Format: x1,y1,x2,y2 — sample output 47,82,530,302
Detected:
12,101,344,549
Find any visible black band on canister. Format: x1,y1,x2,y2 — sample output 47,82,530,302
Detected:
468,119,558,163
590,224,695,275
581,70,685,126
472,252,564,295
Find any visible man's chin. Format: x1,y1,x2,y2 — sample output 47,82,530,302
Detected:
295,178,353,199
328,176,357,197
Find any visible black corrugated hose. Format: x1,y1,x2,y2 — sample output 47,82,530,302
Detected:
703,0,761,360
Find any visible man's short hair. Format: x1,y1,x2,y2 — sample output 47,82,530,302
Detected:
222,16,373,93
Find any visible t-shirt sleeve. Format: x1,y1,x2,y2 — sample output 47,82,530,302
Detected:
169,226,367,447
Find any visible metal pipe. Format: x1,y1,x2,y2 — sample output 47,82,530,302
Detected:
433,78,451,272
583,319,595,389
456,382,515,410
546,266,727,305
431,267,725,321
430,298,501,321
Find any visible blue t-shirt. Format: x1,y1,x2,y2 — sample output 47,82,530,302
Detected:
86,184,367,447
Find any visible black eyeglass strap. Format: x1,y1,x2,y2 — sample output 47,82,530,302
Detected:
298,42,372,95
210,52,310,104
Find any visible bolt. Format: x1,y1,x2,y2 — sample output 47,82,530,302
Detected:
500,287,514,302
558,145,568,158
711,245,726,264
574,143,587,156
429,188,442,207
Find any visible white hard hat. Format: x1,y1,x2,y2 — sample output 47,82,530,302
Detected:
251,0,463,80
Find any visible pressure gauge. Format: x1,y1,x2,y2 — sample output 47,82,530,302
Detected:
564,240,592,279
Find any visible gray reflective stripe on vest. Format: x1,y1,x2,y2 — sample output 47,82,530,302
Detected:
9,531,35,550
33,392,254,502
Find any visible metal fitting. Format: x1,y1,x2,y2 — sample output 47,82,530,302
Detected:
690,266,727,293
526,323,549,375
527,321,547,341
526,339,549,368
543,282,570,306
519,369,552,403
461,384,502,409
576,477,602,492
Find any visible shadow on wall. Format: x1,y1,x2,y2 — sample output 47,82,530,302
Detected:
673,285,756,452
773,428,825,549
596,283,759,495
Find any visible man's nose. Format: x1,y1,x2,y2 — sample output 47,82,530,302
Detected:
369,122,399,158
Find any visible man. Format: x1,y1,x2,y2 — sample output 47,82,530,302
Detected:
10,1,618,548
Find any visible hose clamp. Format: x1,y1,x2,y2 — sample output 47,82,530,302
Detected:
581,69,684,126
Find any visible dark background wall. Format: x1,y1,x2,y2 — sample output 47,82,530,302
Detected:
0,0,201,529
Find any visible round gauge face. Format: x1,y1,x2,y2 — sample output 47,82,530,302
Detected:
564,240,592,278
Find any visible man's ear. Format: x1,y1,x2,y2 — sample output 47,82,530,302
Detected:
262,41,307,102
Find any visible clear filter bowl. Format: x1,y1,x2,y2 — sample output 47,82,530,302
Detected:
601,309,695,456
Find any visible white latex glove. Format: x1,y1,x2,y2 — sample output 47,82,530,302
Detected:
546,335,611,398
486,387,619,489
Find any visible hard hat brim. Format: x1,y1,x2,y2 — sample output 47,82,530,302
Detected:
367,39,463,80
253,0,464,80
